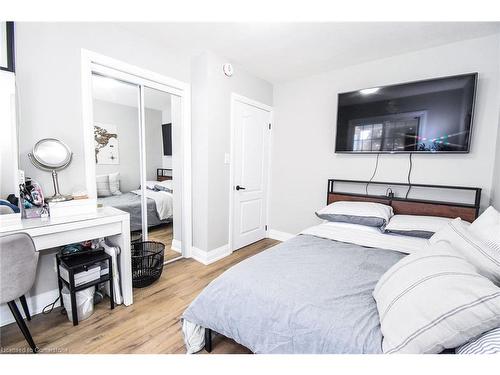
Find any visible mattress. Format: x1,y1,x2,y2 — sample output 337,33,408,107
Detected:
181,231,421,353
97,192,170,232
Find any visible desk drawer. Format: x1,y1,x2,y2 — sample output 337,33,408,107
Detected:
33,222,122,251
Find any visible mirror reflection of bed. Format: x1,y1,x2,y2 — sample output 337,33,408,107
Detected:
92,74,179,261
145,174,176,261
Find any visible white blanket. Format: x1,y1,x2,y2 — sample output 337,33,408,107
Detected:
131,189,173,220
301,221,430,254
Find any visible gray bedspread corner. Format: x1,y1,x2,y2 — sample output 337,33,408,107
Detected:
97,192,170,231
182,234,405,354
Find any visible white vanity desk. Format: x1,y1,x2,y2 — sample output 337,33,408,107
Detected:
0,206,133,306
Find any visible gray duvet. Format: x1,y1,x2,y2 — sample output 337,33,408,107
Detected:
97,192,169,231
182,234,405,354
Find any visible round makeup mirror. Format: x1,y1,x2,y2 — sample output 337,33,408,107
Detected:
28,138,73,202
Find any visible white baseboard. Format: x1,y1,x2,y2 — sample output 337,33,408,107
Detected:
171,239,182,253
267,229,295,242
189,230,295,266
191,244,231,265
0,288,60,327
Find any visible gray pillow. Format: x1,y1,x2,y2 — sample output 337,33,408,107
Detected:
315,213,386,228
154,184,173,193
384,215,452,239
385,229,434,239
315,201,393,228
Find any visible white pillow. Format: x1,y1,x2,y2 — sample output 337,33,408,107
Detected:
96,174,112,197
316,201,393,228
384,215,455,239
456,327,500,354
108,172,122,195
156,179,173,189
430,218,500,284
373,244,500,353
469,206,500,249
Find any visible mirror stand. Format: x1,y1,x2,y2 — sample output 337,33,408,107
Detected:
48,169,73,203
28,138,74,203
27,153,73,202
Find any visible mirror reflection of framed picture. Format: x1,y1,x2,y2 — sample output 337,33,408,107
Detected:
0,21,15,72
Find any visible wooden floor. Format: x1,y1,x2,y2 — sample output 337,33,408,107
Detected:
0,237,280,354
148,223,182,262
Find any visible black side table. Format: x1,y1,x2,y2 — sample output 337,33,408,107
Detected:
56,252,114,326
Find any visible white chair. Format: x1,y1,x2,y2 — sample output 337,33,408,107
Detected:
0,233,39,353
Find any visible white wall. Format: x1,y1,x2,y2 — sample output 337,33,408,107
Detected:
270,34,500,235
15,22,191,196
191,51,273,251
3,24,273,326
94,100,163,189
93,99,141,192
190,52,210,251
2,23,192,326
144,107,164,181
14,23,273,257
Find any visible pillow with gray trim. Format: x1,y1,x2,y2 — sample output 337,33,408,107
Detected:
96,174,112,197
154,184,173,193
430,218,500,284
469,206,500,249
108,172,122,195
456,327,500,354
373,244,500,354
315,201,393,228
384,214,455,239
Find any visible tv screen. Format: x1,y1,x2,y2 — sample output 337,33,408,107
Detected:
162,123,172,156
335,73,477,153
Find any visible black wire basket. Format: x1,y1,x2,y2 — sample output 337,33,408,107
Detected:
131,241,165,288
130,231,143,245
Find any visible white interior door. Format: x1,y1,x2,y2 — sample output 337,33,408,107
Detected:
232,97,271,250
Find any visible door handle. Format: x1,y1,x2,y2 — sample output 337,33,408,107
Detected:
235,185,246,191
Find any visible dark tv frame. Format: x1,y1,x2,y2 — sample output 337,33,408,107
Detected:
334,72,478,154
1,21,15,73
162,123,172,156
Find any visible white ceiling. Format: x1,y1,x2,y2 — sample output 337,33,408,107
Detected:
120,22,500,83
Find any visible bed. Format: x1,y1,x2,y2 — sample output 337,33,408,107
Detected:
97,180,173,232
181,179,482,354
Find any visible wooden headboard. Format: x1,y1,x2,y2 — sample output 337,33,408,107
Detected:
157,168,172,181
327,179,482,222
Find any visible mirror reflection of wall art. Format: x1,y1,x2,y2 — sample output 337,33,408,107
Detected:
94,123,120,165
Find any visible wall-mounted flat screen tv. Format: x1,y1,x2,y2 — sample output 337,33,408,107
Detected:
335,73,477,153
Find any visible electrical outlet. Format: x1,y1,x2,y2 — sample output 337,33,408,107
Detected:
224,153,230,164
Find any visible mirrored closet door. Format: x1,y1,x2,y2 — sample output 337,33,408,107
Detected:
92,73,144,232
89,65,184,263
143,87,181,261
